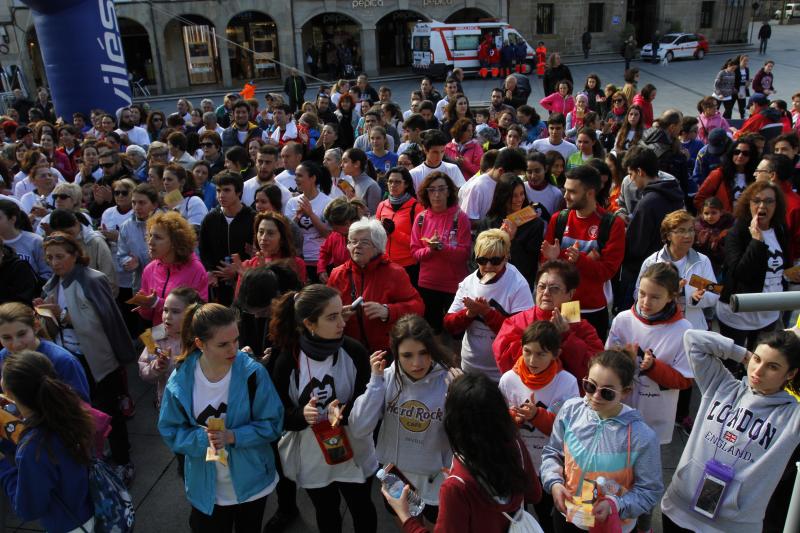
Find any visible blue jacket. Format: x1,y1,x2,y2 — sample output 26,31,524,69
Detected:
158,350,284,515
0,428,93,533
0,340,89,402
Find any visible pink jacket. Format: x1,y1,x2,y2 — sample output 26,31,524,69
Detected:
631,94,654,128
444,139,484,179
137,253,209,325
539,92,575,116
697,112,731,143
410,204,471,293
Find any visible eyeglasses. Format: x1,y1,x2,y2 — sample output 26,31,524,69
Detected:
671,228,695,236
426,186,448,195
535,284,565,294
613,99,625,103
754,168,773,174
475,256,504,266
44,234,69,245
732,149,750,156
347,239,374,248
100,162,116,168
52,193,71,200
750,197,776,206
582,379,618,401
113,190,129,197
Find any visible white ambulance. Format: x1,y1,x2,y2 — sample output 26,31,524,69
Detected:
411,20,535,78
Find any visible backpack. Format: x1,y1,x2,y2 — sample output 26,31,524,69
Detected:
503,506,546,533
552,209,616,252
53,458,135,533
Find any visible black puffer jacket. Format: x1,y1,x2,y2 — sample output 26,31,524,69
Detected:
640,127,690,195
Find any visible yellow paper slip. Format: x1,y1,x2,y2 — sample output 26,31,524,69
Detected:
163,189,184,209
561,301,581,323
506,205,538,226
688,274,723,295
206,417,228,466
125,292,153,306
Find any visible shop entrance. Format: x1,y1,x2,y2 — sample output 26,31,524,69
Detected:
302,13,361,80
376,11,428,73
118,18,155,90
626,0,659,47
227,11,280,81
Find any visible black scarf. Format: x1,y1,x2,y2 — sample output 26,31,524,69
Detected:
299,331,343,361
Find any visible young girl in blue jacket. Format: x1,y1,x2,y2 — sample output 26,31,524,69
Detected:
0,350,95,533
158,303,284,532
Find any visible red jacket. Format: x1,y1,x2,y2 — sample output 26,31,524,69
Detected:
781,180,800,263
693,167,736,213
55,147,79,182
327,255,424,352
402,440,541,533
492,306,603,387
632,94,654,129
444,139,483,178
375,197,419,267
317,231,350,276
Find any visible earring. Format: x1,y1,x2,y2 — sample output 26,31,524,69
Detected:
309,328,316,337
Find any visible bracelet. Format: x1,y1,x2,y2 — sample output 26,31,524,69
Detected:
381,304,390,322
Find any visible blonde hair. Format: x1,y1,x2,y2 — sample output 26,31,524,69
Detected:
660,210,695,243
474,228,510,258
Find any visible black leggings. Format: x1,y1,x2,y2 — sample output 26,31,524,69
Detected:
552,511,584,533
189,495,267,533
581,308,610,342
735,96,748,119
305,479,377,533
533,491,555,533
89,366,131,465
417,287,455,334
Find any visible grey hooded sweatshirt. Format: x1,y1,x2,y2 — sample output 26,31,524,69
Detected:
661,329,800,533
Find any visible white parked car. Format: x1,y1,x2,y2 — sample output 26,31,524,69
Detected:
640,32,709,63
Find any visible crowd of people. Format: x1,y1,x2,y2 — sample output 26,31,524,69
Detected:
0,49,799,533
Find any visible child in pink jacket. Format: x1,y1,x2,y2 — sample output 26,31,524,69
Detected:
697,96,731,143
540,80,575,116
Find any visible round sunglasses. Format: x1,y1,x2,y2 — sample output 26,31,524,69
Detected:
582,379,618,401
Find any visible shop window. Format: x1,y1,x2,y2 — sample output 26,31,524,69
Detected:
700,1,715,28
536,4,555,35
588,3,605,33
182,25,219,85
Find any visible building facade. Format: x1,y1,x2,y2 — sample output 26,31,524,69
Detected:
0,0,750,96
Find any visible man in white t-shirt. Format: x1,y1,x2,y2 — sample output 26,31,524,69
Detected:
459,148,527,229
434,78,459,121
115,107,150,148
197,111,225,137
532,113,578,160
410,130,465,191
242,145,292,208
275,142,304,194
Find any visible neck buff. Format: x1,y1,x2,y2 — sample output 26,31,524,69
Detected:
389,192,411,206
299,331,343,362
631,300,683,325
513,357,562,390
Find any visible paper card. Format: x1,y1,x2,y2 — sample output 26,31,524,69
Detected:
688,274,723,295
163,189,184,209
34,306,57,321
0,403,25,444
506,205,538,226
205,417,228,466
139,329,157,354
565,481,597,528
125,292,153,306
337,179,355,195
479,271,497,285
561,301,581,323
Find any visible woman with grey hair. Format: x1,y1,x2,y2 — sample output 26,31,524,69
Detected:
322,147,355,200
327,217,424,352
35,182,89,236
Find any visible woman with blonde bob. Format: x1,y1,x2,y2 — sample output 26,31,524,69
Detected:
444,228,534,381
134,211,208,326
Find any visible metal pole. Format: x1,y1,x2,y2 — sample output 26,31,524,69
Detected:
784,462,800,533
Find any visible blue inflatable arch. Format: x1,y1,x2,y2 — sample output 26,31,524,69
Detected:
21,0,132,120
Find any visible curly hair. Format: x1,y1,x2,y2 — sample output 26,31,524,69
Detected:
449,117,474,143
734,181,786,228
146,211,197,264
253,211,296,259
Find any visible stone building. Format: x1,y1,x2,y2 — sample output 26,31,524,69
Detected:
0,0,750,96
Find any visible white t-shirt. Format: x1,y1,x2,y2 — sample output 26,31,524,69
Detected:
531,138,578,160
410,161,466,192
242,176,292,209
115,126,150,148
198,125,225,137
434,96,450,121
275,170,298,194
101,206,134,287
13,169,65,199
457,173,496,221
447,264,534,381
174,195,208,226
499,369,578,468
606,310,694,444
525,182,563,217
283,191,332,262
732,173,747,204
19,190,55,214
717,228,783,329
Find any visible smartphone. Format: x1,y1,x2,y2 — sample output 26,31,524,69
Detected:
351,296,364,309
693,473,728,519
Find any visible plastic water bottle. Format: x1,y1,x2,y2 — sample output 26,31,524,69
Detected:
596,476,621,497
376,468,425,516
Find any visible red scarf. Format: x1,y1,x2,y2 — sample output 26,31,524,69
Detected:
513,357,561,390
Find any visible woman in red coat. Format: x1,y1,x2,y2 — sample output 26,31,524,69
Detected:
327,217,424,352
492,260,603,388
374,167,420,286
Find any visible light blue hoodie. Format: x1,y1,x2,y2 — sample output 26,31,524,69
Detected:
158,351,284,515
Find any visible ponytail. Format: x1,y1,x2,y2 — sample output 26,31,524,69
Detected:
3,351,93,465
268,284,340,354
177,303,238,364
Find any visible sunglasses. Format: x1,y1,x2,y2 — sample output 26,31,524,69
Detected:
582,379,618,401
200,142,215,148
733,149,750,156
100,162,117,168
52,193,71,200
113,190,129,196
475,256,504,266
